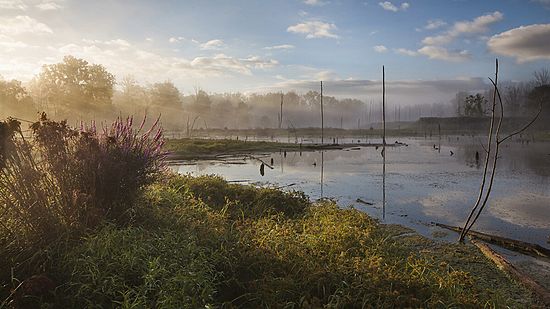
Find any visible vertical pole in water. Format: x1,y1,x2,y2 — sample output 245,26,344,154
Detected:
382,66,386,146
382,65,386,220
320,151,324,199
280,92,283,129
321,81,324,145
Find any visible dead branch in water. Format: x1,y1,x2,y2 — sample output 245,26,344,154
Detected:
435,222,550,259
459,59,543,243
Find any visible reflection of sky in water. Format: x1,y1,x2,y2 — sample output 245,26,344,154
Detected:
170,136,550,246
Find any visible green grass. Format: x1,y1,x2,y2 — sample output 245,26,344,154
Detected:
164,138,299,159
1,174,537,308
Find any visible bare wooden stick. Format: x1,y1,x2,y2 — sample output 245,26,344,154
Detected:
459,59,499,243
464,76,543,237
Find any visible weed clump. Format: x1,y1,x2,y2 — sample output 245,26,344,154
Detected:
0,114,165,298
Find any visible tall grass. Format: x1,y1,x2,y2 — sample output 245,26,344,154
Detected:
0,114,165,302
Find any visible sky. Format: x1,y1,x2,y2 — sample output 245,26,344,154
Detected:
0,0,549,105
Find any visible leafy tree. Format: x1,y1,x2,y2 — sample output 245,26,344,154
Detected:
190,88,211,114
150,81,182,109
463,93,487,117
117,75,150,113
36,55,115,115
0,77,34,117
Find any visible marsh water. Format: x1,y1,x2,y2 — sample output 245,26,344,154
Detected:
170,135,550,247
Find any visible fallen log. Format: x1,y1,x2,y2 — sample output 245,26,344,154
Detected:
356,198,374,206
471,239,550,307
434,222,550,259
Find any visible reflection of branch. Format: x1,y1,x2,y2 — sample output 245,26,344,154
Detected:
244,154,274,169
477,138,488,154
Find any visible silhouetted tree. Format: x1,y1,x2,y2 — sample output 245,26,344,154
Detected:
464,94,487,117
149,81,182,109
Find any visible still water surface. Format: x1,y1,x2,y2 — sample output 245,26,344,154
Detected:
170,136,550,246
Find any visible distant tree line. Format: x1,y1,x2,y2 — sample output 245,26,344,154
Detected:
1,55,548,130
454,68,550,118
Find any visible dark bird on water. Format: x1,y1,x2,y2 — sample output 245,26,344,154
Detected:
475,151,480,162
260,163,265,176
270,158,274,165
284,151,287,158
450,150,454,156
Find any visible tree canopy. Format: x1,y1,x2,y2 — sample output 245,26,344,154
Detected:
36,56,115,115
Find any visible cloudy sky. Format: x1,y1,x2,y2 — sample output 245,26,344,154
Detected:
0,0,549,103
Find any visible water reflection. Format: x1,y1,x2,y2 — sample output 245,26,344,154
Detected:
382,144,386,220
171,137,550,246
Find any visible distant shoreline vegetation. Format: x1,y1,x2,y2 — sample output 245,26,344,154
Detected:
1,55,548,133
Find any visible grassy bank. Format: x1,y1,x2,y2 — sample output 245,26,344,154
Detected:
1,174,537,307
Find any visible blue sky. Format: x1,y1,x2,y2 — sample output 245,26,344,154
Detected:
0,0,549,104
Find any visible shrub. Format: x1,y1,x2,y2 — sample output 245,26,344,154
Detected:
0,114,165,287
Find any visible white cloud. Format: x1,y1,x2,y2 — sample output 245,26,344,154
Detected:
199,39,225,50
423,19,447,31
0,15,53,35
168,36,184,43
418,46,470,62
145,37,153,42
422,11,503,45
0,0,27,10
303,0,328,6
394,48,418,56
264,44,295,50
314,70,338,81
287,21,338,39
35,1,63,10
488,24,550,63
378,1,409,12
190,54,277,75
373,45,388,53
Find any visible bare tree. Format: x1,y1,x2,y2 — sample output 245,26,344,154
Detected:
459,59,543,243
533,68,550,86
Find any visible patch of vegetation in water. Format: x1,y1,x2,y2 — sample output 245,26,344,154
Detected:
164,138,299,159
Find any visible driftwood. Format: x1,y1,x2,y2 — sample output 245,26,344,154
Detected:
356,198,374,206
471,239,550,306
435,222,550,259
